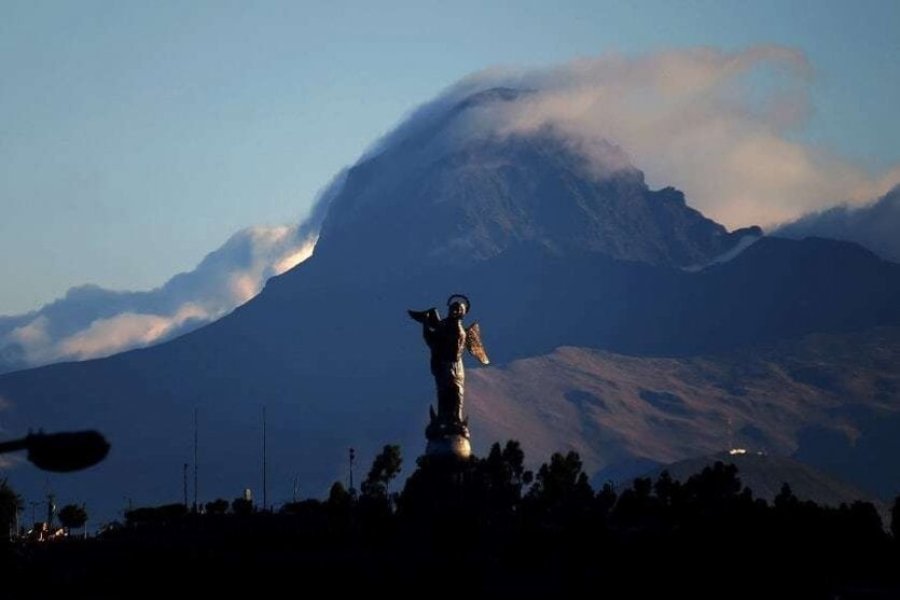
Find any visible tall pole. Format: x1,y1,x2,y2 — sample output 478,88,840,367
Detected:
183,463,188,508
47,493,55,529
262,405,268,512
348,447,356,493
193,407,199,512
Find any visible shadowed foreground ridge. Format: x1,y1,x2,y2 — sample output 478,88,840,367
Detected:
5,443,900,599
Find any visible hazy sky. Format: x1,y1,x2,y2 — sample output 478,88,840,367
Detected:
2,0,898,315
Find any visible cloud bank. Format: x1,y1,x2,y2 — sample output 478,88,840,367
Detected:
0,171,345,373
382,46,900,229
775,186,900,263
0,226,314,371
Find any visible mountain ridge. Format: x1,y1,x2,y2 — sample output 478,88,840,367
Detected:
316,125,757,273
776,186,900,263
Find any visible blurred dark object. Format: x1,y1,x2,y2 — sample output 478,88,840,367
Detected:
0,430,110,472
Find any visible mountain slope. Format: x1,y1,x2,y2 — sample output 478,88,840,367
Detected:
467,327,900,499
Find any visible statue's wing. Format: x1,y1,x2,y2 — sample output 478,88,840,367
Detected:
465,322,490,365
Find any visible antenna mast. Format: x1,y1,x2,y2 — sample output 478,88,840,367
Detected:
348,447,356,493
193,407,199,512
262,405,268,511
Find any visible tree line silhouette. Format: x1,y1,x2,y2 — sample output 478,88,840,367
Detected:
3,441,900,598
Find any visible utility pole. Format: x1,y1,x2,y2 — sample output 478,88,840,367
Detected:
193,407,199,512
262,405,268,512
46,493,56,528
348,447,356,493
183,463,188,508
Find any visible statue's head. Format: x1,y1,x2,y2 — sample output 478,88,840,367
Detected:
449,301,467,319
447,294,470,319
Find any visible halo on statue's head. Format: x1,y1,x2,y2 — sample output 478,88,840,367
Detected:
447,294,470,314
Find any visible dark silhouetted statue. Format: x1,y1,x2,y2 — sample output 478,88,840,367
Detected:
409,294,489,458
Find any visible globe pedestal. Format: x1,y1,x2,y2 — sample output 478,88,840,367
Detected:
425,432,472,460
425,408,472,461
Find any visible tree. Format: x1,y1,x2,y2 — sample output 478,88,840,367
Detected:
683,462,743,505
58,504,88,537
204,498,229,515
525,451,594,525
528,452,592,502
326,481,354,528
231,497,253,516
595,481,617,517
328,481,352,507
125,503,188,526
477,440,533,519
484,440,532,487
0,479,23,541
654,470,681,507
774,482,798,511
361,444,403,500
891,495,900,540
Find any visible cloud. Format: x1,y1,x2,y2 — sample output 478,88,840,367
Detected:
0,171,345,372
8,316,51,349
774,185,900,263
56,304,208,360
0,228,316,369
391,46,899,229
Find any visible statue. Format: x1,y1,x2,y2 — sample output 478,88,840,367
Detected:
408,294,489,459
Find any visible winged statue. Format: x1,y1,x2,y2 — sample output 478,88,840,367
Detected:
408,294,490,450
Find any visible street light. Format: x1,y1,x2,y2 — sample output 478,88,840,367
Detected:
0,430,110,472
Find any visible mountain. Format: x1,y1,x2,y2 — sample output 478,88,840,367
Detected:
776,186,900,263
1,88,899,520
318,132,759,273
468,326,900,499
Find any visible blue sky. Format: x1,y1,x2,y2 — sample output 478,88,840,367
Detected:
2,0,899,315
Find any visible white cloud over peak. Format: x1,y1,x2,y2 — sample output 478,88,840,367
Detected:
415,46,899,229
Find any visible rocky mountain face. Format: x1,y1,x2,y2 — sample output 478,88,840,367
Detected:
315,90,758,274
1,88,899,519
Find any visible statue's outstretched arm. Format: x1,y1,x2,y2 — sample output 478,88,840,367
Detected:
408,308,440,328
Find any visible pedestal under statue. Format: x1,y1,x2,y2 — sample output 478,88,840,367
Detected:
408,294,490,460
